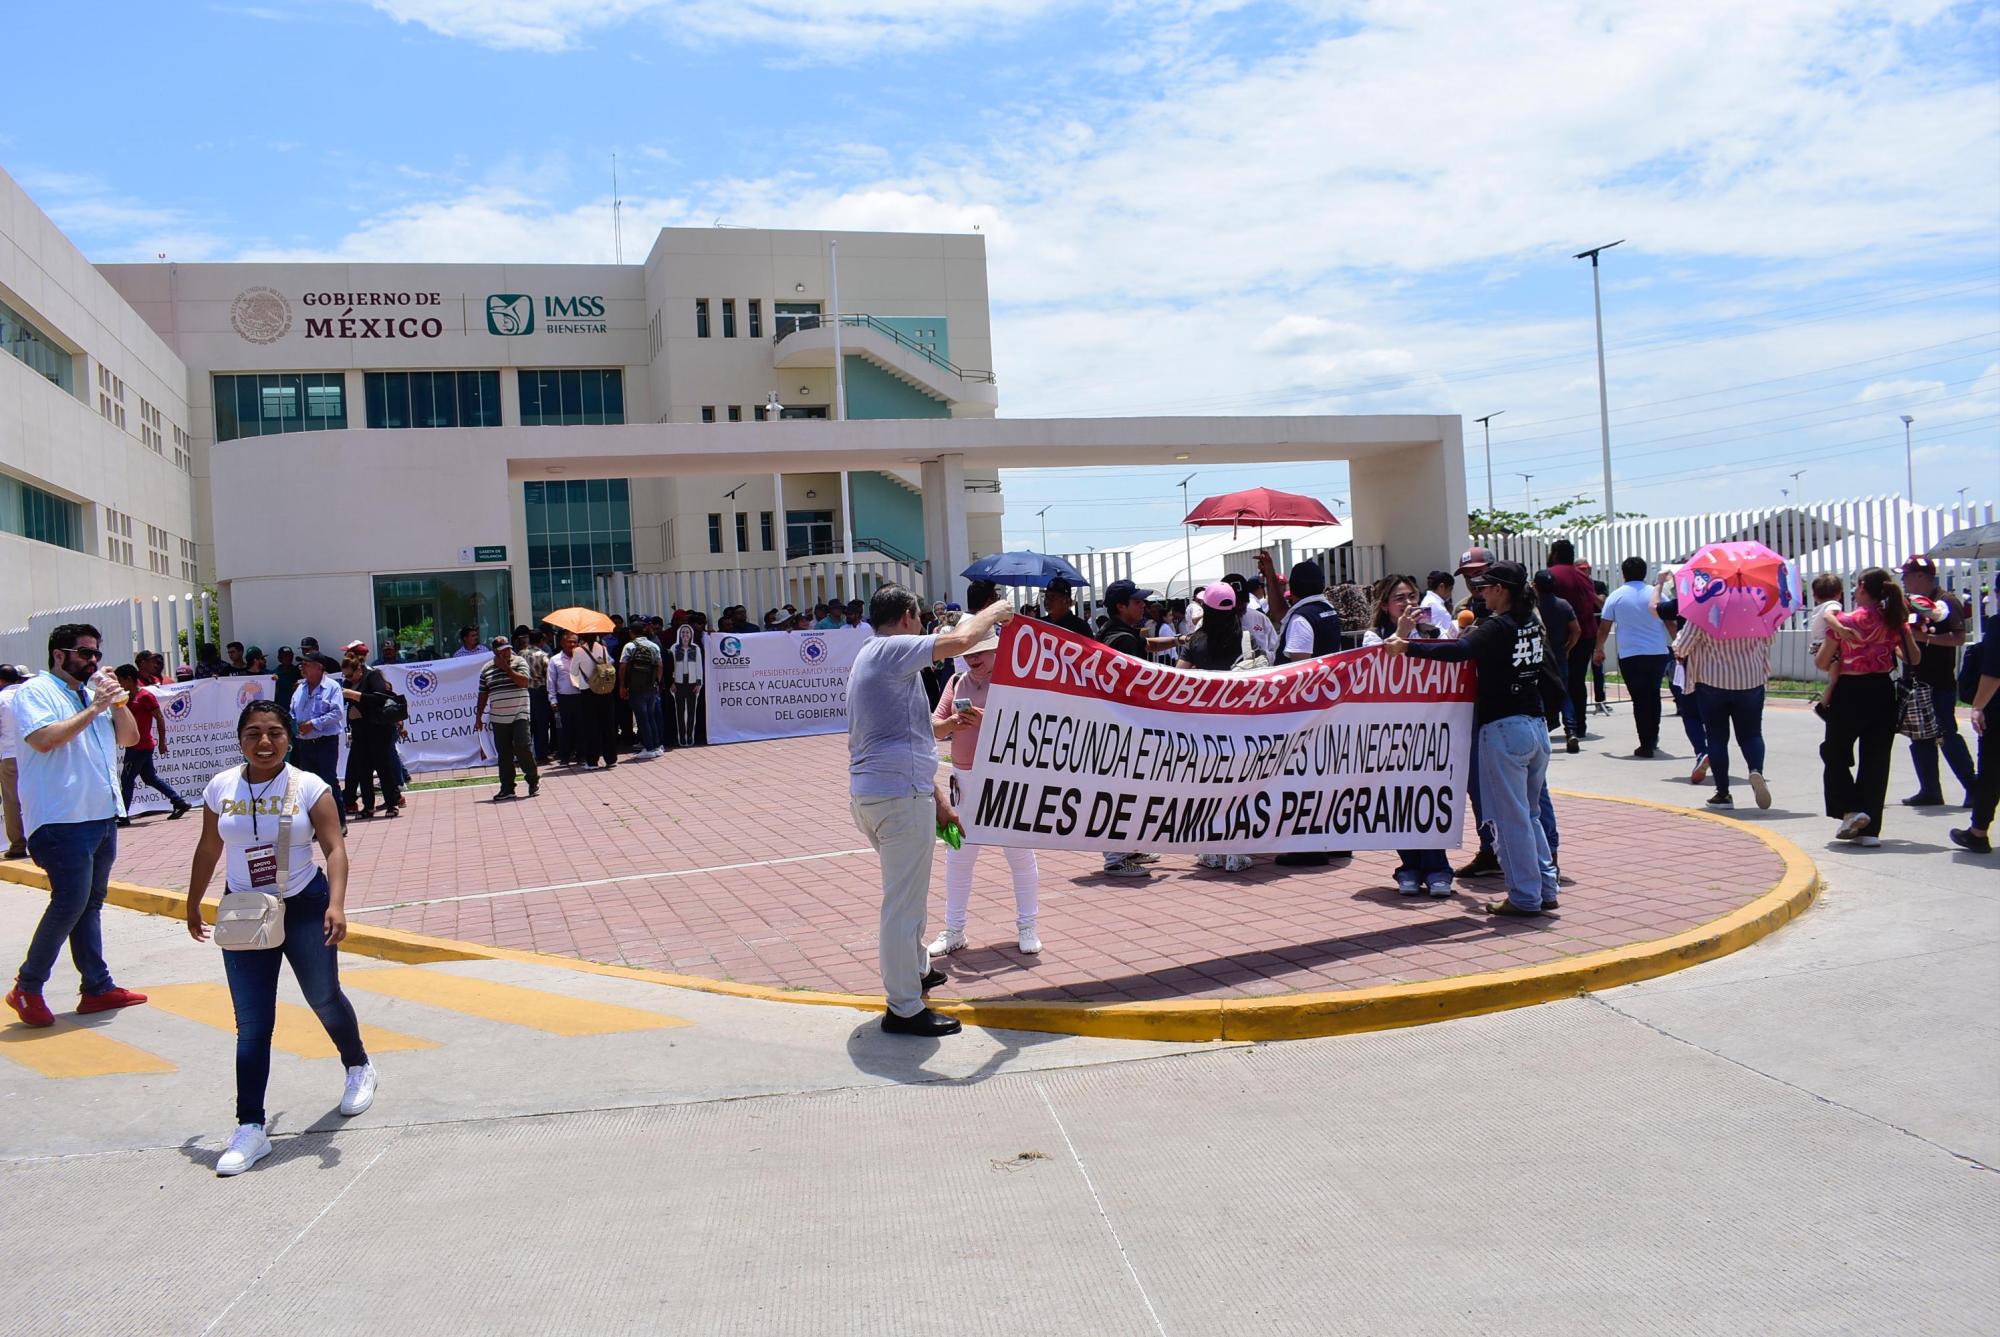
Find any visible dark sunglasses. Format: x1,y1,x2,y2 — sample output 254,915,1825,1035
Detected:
65,646,104,660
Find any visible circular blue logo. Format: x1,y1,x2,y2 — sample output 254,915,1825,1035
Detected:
799,635,829,666
405,668,440,698
162,690,194,721
719,636,743,657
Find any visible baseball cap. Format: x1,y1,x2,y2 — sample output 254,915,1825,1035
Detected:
343,639,368,655
1900,554,1936,574
1199,581,1237,611
1476,560,1529,590
1046,576,1074,596
490,635,511,649
1105,578,1155,605
1456,546,1494,574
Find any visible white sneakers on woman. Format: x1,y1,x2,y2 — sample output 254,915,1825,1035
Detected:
1836,812,1872,840
1017,923,1042,954
341,1062,378,1117
215,1124,272,1177
925,928,968,956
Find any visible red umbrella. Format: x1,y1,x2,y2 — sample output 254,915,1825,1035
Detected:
1182,487,1340,530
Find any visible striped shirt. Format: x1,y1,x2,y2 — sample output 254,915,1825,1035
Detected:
479,659,532,724
1674,623,1771,691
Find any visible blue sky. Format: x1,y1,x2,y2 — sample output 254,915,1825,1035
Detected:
8,0,1997,554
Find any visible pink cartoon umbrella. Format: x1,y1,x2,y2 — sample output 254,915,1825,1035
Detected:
1672,541,1801,640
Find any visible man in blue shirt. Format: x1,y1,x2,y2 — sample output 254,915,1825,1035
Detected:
1593,556,1682,765
6,624,147,1029
848,584,1012,1037
290,653,347,826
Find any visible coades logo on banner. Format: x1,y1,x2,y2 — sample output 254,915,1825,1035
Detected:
486,293,608,336
715,636,750,666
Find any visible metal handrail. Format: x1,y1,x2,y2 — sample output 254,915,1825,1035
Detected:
773,313,997,385
785,535,927,571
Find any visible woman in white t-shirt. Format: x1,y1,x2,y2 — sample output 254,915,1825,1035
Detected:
182,699,375,1177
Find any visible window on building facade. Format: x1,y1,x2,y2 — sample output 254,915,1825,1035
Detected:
747,299,762,339
0,474,83,552
171,424,191,472
695,299,710,338
753,404,768,422
146,524,171,576
0,294,75,392
735,512,749,552
104,507,135,566
516,369,625,426
721,299,736,338
707,513,723,554
786,510,836,559
760,511,774,551
214,373,347,442
773,302,821,338
779,405,829,420
179,536,198,583
523,478,632,620
364,370,502,429
701,406,716,423
726,405,742,422
372,570,514,660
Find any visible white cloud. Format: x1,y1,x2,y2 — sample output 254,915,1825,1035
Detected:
361,0,1074,54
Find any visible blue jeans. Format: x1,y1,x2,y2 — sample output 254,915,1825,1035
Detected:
631,690,664,752
221,873,368,1127
1696,684,1766,794
120,748,186,811
1669,676,1708,757
1395,848,1449,878
18,817,119,994
1470,729,1559,859
1476,716,1559,911
292,736,341,796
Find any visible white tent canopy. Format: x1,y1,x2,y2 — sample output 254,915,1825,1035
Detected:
1094,522,1350,600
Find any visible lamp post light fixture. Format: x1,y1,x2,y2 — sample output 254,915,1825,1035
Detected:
1900,414,1915,502
1517,473,1535,513
1573,240,1623,523
1178,473,1197,599
1037,505,1053,554
1473,411,1503,514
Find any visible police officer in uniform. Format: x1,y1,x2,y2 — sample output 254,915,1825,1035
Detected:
1273,559,1349,868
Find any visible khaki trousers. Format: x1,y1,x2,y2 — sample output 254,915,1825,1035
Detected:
851,793,936,1018
0,757,22,854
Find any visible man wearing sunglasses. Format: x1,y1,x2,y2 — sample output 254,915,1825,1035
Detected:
5,623,147,1028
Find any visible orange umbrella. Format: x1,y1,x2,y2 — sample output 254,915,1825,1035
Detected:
542,606,615,634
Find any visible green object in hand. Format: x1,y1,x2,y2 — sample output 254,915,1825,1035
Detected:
937,820,964,849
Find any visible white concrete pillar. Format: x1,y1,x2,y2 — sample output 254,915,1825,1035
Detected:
1346,418,1469,582
920,453,970,605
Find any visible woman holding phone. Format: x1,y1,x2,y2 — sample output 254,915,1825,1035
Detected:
184,700,376,1176
927,632,1041,954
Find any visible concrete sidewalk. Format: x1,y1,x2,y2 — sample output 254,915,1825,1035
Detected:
2,704,1994,1335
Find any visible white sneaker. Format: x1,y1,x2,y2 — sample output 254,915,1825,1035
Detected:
1836,812,1871,840
1747,771,1771,810
1856,835,1882,848
340,1062,378,1116
1196,854,1225,870
1394,873,1423,896
1017,923,1042,954
1224,855,1254,873
925,928,968,955
1426,876,1454,898
216,1123,271,1177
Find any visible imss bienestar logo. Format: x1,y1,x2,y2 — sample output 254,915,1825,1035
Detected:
486,295,535,336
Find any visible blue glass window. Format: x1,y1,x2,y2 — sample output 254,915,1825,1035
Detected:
517,370,623,427
523,477,632,620
0,473,83,551
213,373,346,442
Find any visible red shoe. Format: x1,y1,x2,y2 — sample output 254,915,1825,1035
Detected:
77,986,148,1015
6,984,53,1028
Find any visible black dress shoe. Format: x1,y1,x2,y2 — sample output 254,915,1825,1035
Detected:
1900,792,1946,807
881,1007,962,1037
1454,849,1502,879
1484,899,1544,918
921,968,947,992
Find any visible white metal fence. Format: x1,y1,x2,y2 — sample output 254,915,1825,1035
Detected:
597,559,923,621
0,592,216,673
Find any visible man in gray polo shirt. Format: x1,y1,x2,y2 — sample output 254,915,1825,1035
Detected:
850,583,1013,1037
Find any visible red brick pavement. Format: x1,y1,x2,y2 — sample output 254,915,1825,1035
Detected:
96,735,1783,1004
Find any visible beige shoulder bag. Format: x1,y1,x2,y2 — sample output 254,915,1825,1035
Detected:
213,766,302,951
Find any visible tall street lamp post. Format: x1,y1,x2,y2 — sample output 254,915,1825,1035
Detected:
1901,414,1915,502
1574,240,1623,524
1474,411,1503,515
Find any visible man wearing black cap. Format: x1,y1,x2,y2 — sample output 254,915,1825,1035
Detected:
1043,577,1093,638
1901,555,1976,807
1098,579,1159,879
272,646,302,716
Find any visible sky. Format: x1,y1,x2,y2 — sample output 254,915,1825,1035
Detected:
7,0,1997,556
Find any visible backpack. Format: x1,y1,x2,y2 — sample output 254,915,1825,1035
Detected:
624,640,659,694
588,654,618,695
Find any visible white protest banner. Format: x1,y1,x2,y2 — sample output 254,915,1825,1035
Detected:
133,676,278,814
961,621,1475,854
704,627,870,744
375,653,491,773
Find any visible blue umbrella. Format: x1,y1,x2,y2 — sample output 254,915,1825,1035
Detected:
961,550,1091,589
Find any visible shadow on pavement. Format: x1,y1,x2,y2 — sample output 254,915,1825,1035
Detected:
843,1018,1073,1087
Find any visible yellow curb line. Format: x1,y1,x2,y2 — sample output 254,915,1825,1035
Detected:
0,790,1819,1044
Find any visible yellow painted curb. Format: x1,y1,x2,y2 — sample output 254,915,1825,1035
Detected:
0,790,1819,1044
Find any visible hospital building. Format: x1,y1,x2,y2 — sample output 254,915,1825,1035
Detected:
1,164,1467,661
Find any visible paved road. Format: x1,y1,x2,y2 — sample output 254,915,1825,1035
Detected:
3,703,1993,1335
